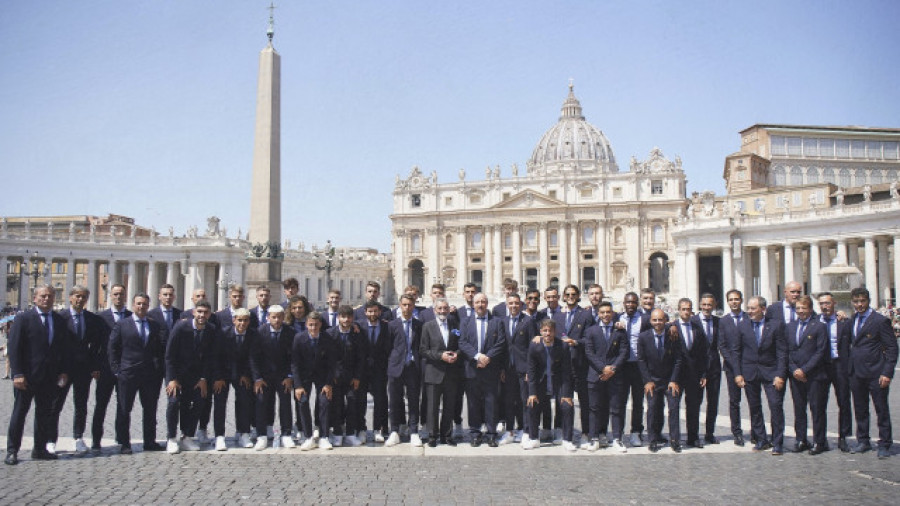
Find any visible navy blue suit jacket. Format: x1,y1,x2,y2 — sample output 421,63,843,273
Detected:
583,323,629,383
526,340,572,398
786,318,828,381
57,308,104,375
165,319,222,384
674,319,708,381
291,331,338,387
552,306,594,371
327,326,367,385
386,317,423,378
637,329,682,385
362,319,391,377
108,315,166,381
458,314,507,380
223,326,256,382
249,324,295,382
846,310,898,379
503,313,538,375
719,312,747,374
692,314,722,376
7,309,72,385
733,319,788,383
147,306,182,331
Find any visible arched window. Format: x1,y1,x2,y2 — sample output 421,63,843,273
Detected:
790,166,803,185
408,260,424,295
870,169,883,185
648,252,669,293
807,167,819,184
773,166,786,185
839,169,851,188
822,167,835,184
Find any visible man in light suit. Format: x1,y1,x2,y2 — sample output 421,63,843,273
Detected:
147,283,181,333
583,301,629,452
385,294,423,447
786,295,828,455
734,296,788,455
458,293,507,447
719,289,748,446
419,298,462,446
692,293,723,444
637,308,683,453
94,283,132,453
5,285,72,465
108,292,167,455
846,287,897,459
674,298,708,449
522,319,576,451
818,292,852,452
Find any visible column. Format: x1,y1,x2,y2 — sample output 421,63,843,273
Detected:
107,260,119,309
0,255,6,310
492,225,502,299
87,260,98,311
166,261,178,287
65,258,76,308
538,224,549,290
427,227,439,286
733,239,746,299
455,227,467,295
217,263,228,311
146,262,159,301
721,245,733,294
877,238,890,306
809,242,822,296
835,239,848,265
483,226,493,294
783,243,795,284
569,222,579,288
125,261,137,304
596,220,607,288
864,237,878,306
511,225,522,286
558,223,568,288
394,231,406,296
759,246,772,303
848,241,860,268
894,236,900,307
686,248,699,302
183,262,195,308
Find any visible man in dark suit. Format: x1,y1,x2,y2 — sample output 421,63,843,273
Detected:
323,289,342,329
674,298,708,449
147,283,182,333
553,284,594,446
419,283,460,327
458,293,507,447
765,280,803,328
583,301,629,452
216,284,257,334
734,296,788,455
522,289,542,320
179,288,220,330
385,294,424,447
249,285,273,330
818,292,852,452
5,285,72,465
719,289,748,446
249,305,296,450
49,285,103,456
327,305,366,447
491,279,519,318
419,298,462,446
846,287,897,459
353,281,395,323
94,283,132,454
536,286,561,321
638,288,656,317
637,308,683,453
164,300,222,454
616,291,650,447
522,319,575,451
501,293,537,444
223,308,257,449
360,300,391,443
108,292,167,455
279,277,299,309
786,295,828,454
693,293,723,444
292,311,338,450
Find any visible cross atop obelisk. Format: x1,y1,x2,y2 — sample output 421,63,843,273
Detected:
247,4,283,287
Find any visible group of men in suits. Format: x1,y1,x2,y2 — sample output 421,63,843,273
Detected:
5,276,897,464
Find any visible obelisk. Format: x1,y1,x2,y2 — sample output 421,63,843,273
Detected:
247,5,283,288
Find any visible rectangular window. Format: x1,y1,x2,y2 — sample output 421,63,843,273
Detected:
851,140,866,159
793,192,802,206
444,196,452,206
787,137,802,156
651,179,663,195
411,194,421,207
818,138,834,158
835,140,850,158
770,135,786,156
550,255,558,261
866,141,882,159
580,187,593,198
548,190,557,200
549,230,558,247
504,233,512,249
802,138,817,157
525,228,536,247
470,194,482,205
502,192,511,200
884,141,899,160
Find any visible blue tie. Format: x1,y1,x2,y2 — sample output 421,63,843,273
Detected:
683,323,692,350
796,320,807,347
566,311,574,334
753,321,762,346
164,310,172,330
73,313,83,340
368,325,376,346
404,320,413,363
656,334,664,359
854,313,866,340
544,345,553,394
477,317,486,353
140,319,148,345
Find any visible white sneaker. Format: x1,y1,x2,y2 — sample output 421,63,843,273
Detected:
215,436,227,451
74,438,88,454
279,435,294,448
344,435,363,447
254,437,267,451
318,437,333,450
562,440,578,452
166,438,181,454
385,431,401,447
195,429,209,445
330,435,343,447
521,434,539,450
299,437,316,451
410,433,423,447
374,432,385,444
266,426,275,439
498,431,512,445
238,433,253,448
180,437,201,451
580,440,593,451
629,432,643,447
513,430,523,443
46,442,57,455
612,439,627,453
496,421,506,433
585,441,600,452
313,428,320,439
553,429,563,445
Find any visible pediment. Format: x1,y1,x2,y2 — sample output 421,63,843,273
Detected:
491,190,564,209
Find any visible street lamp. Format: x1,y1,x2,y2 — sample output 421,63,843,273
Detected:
314,240,344,291
25,251,49,307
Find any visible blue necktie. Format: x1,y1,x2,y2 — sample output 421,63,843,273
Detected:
796,320,807,347
854,313,866,340
753,321,762,346
544,345,553,394
368,325,376,346
140,319,148,345
565,311,574,334
73,312,83,340
683,323,692,350
477,317,486,353
656,334,664,359
704,318,713,343
164,309,172,329
602,325,610,346
404,320,413,363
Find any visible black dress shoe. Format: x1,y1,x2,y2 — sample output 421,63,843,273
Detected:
119,445,133,455
656,437,669,445
488,436,498,448
838,438,850,453
687,439,704,449
851,441,872,454
704,434,720,444
4,452,18,465
427,438,438,448
733,434,745,447
752,441,773,452
809,444,826,455
670,441,682,453
649,441,660,453
439,437,457,447
794,440,810,453
750,436,758,445
470,435,482,448
143,442,165,452
31,450,58,460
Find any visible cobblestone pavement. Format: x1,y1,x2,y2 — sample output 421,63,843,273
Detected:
2,357,898,504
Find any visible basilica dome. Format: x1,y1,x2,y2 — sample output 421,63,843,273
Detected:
527,84,618,174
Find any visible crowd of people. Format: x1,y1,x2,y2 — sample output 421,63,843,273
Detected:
3,276,897,465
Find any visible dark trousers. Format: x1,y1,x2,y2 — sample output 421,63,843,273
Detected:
588,376,626,440
704,367,722,437
500,368,525,431
453,379,465,425
6,381,57,453
789,375,827,446
389,363,421,433
723,366,744,437
91,373,117,446
425,376,460,439
850,375,893,449
361,374,389,435
294,380,331,438
527,387,573,441
824,359,852,438
745,378,785,447
573,366,590,435
331,383,359,436
622,362,645,434
683,372,704,442
115,376,161,446
166,383,205,439
51,370,92,441
646,383,681,442
210,386,230,437
232,381,254,434
465,374,499,436
255,381,292,434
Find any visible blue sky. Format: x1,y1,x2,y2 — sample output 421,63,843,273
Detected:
1,1,898,252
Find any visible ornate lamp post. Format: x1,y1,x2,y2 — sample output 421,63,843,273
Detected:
314,240,344,291
25,251,49,308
